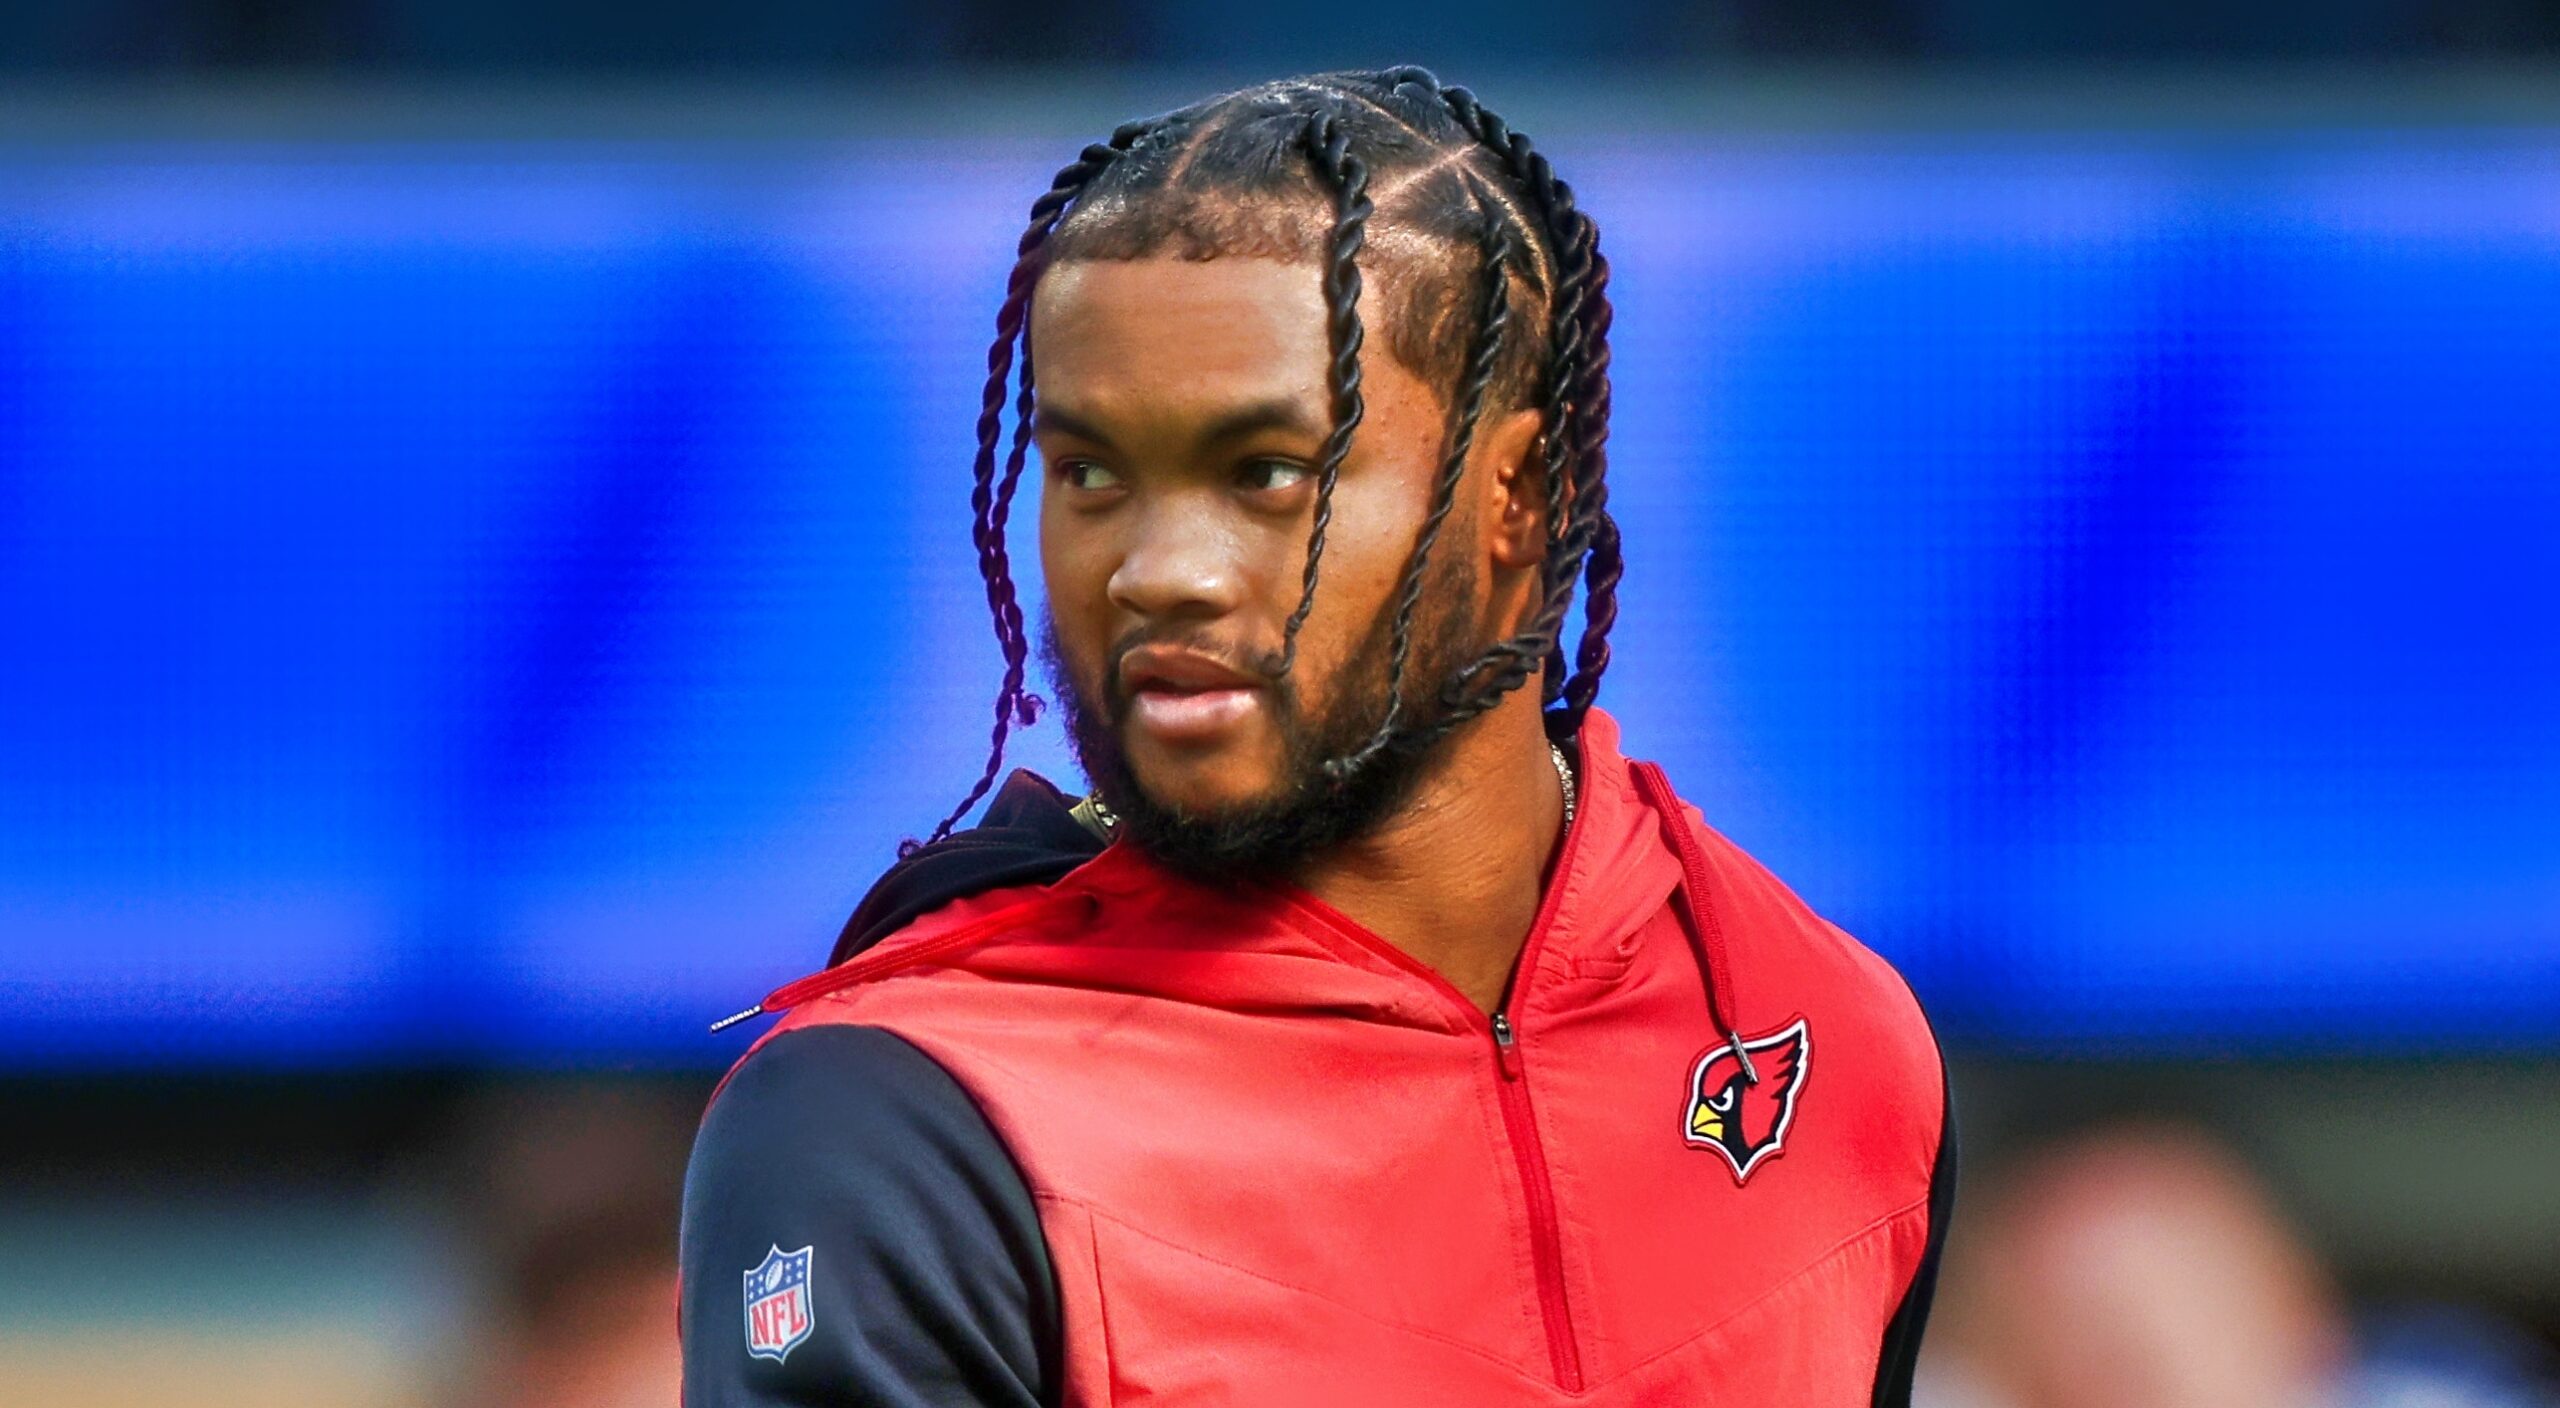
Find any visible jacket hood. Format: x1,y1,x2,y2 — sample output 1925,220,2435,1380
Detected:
830,769,1105,967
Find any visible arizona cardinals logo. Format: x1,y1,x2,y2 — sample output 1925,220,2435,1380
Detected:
1682,1018,1811,1184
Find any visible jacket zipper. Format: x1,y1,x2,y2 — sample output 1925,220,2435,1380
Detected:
1490,1008,1585,1391
1259,773,1593,1389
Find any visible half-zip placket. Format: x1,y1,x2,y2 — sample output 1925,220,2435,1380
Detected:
1270,797,1594,1389
1489,1007,1585,1391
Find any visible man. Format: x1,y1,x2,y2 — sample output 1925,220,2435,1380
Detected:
682,67,1953,1406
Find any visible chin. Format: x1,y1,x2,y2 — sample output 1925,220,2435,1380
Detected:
1121,738,1289,819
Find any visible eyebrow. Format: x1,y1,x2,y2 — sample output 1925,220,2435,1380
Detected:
1195,398,1326,448
1033,398,1325,455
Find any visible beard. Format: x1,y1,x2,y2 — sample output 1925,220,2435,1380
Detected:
1036,551,1493,886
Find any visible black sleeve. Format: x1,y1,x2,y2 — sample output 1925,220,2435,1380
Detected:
680,1025,1061,1407
1871,1041,1959,1408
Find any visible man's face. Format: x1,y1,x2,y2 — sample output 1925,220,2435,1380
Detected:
1030,254,1515,877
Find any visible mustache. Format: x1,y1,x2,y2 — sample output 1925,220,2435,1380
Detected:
1104,625,1284,700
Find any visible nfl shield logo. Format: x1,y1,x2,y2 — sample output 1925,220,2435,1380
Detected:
743,1245,814,1364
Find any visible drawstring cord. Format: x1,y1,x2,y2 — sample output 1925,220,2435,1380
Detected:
1630,760,1758,1086
707,890,1098,1034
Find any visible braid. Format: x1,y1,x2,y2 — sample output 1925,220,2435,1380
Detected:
1561,512,1622,723
1384,79,1618,749
1557,239,1619,726
1273,111,1374,679
1325,217,1516,780
910,124,1148,853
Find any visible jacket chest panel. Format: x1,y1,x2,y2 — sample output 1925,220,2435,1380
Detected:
1043,1188,1930,1408
1517,910,1933,1381
867,990,1560,1373
851,950,1922,1399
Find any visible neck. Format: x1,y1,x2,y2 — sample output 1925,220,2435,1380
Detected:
1288,689,1569,1015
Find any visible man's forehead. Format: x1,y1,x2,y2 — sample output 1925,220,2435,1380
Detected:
1031,256,1330,404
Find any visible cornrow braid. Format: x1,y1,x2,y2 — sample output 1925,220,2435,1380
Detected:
1367,76,1620,757
1558,241,1620,724
1324,214,1517,780
1273,111,1374,679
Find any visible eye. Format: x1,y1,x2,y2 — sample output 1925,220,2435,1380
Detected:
1235,457,1311,493
1054,459,1122,493
1709,1087,1736,1112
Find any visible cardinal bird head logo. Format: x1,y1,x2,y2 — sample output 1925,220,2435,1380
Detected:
1682,1018,1811,1184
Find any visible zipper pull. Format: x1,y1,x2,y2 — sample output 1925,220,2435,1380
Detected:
1490,1011,1525,1080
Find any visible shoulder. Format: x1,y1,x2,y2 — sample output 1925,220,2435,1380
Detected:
680,1025,1059,1406
1686,818,1950,1142
1679,813,1961,1366
693,1023,1035,1199
1697,822,1938,1033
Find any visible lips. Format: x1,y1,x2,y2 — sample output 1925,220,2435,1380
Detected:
1121,646,1261,695
1120,646,1264,746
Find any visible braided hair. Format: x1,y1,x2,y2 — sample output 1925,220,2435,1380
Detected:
912,67,1620,850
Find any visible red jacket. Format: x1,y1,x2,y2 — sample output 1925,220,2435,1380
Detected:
709,707,1952,1404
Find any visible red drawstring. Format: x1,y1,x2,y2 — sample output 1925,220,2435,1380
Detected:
709,890,1098,1033
1630,760,1757,1084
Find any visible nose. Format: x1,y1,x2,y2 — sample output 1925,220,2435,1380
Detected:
1106,493,1250,625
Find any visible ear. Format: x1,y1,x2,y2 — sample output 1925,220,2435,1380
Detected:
1474,407,1551,571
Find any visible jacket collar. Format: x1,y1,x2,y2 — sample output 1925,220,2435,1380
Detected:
830,769,1104,966
784,707,1732,1041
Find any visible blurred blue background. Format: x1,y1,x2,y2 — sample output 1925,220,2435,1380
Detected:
4,122,2556,1067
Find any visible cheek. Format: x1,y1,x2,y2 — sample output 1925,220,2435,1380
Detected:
1285,472,1437,679
1039,497,1115,681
